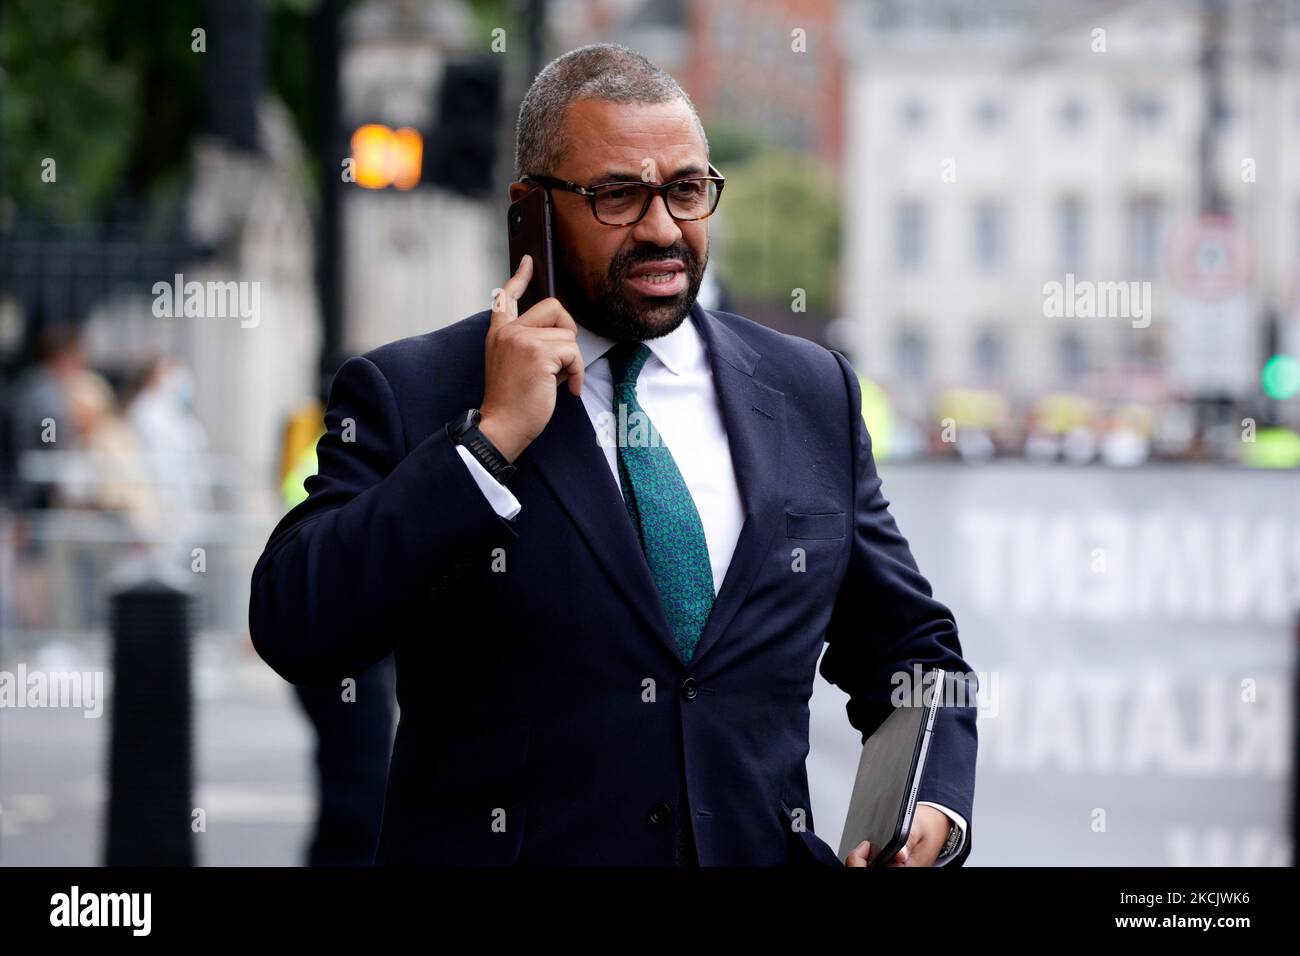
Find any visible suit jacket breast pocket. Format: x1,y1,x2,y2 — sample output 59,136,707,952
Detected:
786,510,846,540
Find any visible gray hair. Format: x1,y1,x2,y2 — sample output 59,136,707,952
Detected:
513,43,709,181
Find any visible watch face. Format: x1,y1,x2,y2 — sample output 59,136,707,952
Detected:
453,408,479,437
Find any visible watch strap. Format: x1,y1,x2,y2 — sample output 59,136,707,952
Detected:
449,410,517,485
940,818,962,857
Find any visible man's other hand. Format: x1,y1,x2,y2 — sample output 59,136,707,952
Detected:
844,804,953,867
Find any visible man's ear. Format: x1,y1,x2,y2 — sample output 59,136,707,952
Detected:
508,181,531,202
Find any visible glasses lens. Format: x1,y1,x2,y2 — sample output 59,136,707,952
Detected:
666,179,717,220
592,180,719,223
593,184,650,225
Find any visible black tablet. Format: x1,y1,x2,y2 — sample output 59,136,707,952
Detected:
836,668,945,866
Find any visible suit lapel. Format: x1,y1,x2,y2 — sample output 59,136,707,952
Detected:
519,300,786,668
521,380,678,660
688,302,786,665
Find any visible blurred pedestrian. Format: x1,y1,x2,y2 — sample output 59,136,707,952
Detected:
52,368,161,628
125,355,213,563
3,325,86,628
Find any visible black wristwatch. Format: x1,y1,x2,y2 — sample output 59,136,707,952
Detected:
939,817,963,858
448,408,517,485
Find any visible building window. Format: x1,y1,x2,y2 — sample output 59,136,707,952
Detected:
1212,92,1234,129
1060,332,1087,382
974,98,1006,131
897,330,927,381
899,97,928,132
1060,97,1087,131
896,201,925,271
1125,91,1165,131
1127,196,1164,276
1059,197,1086,271
715,7,741,52
973,202,1006,272
974,328,1004,384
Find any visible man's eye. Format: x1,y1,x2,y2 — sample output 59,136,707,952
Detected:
672,181,704,195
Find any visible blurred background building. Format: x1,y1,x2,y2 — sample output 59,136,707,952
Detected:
840,0,1300,464
1,0,1296,866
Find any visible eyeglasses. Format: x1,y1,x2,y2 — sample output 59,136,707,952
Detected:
520,163,725,226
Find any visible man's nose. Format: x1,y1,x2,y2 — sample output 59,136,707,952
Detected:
630,192,682,246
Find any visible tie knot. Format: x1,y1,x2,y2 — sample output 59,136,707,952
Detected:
606,341,652,389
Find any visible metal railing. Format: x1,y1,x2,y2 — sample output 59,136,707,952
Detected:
1,450,278,654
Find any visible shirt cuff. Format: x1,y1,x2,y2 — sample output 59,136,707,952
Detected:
455,443,522,520
917,801,967,866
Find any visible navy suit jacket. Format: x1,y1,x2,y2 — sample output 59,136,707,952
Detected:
248,300,978,866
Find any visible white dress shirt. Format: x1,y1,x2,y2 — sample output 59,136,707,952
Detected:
453,315,967,865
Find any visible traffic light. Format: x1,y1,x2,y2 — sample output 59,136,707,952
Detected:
350,124,423,190
1261,354,1300,401
425,58,502,197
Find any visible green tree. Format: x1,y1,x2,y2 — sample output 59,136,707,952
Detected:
2,0,327,223
2,0,147,219
703,119,764,168
717,151,840,316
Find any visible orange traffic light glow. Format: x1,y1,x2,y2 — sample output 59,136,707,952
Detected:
351,124,423,190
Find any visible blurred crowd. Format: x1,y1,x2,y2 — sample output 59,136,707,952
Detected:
867,381,1298,468
1,327,212,631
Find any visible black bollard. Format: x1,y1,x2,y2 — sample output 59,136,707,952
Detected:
1293,609,1300,868
104,578,195,866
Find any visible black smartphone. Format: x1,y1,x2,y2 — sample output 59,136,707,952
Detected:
506,186,557,315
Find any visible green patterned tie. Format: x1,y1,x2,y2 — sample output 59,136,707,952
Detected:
606,341,715,866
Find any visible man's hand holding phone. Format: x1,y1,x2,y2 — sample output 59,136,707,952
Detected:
478,254,585,463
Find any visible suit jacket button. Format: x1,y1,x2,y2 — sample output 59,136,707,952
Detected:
681,677,699,700
649,802,672,825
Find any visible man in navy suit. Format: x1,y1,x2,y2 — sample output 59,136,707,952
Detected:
249,43,977,867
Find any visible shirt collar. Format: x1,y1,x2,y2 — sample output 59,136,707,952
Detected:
575,309,699,377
